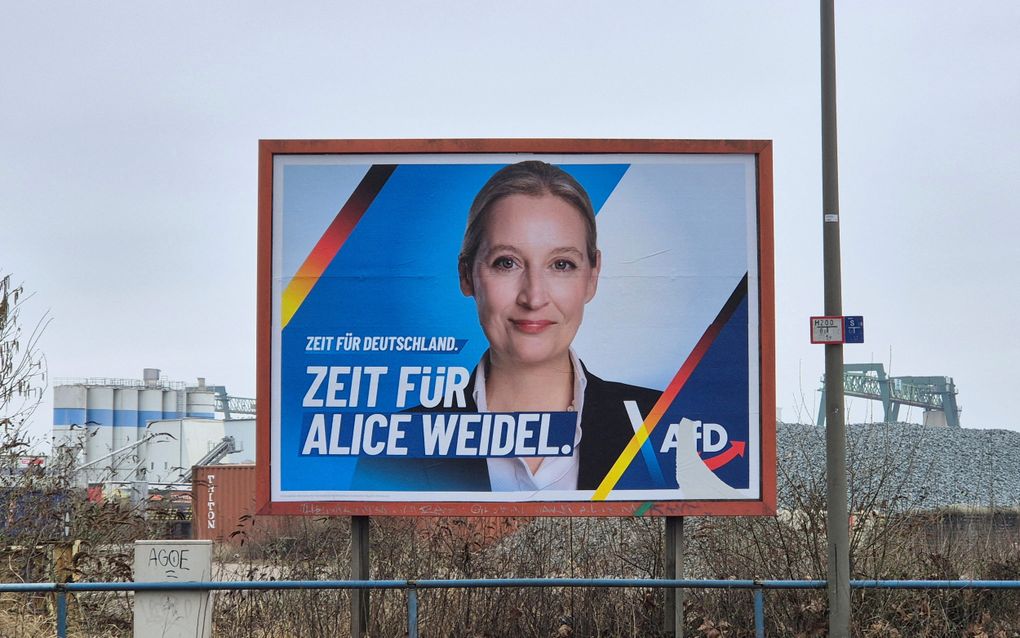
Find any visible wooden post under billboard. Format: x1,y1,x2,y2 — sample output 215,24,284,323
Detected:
664,516,685,637
351,516,370,638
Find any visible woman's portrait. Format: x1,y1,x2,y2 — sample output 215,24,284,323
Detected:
454,161,661,492
271,143,766,508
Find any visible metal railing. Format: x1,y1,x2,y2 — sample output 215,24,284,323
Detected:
53,377,186,391
6,577,1020,638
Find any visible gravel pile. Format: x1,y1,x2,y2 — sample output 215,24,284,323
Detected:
777,422,1020,510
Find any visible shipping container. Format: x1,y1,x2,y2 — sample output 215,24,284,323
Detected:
192,464,283,543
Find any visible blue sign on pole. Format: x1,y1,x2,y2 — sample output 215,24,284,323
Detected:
843,316,864,343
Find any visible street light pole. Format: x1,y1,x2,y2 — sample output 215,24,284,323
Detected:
821,0,851,635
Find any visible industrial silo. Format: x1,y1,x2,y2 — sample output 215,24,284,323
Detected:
139,388,164,434
85,387,115,483
186,380,216,419
112,388,139,482
52,369,251,492
53,384,87,452
162,389,181,420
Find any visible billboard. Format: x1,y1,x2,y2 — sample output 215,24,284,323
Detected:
257,139,775,516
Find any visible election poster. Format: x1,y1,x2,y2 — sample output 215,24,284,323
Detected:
256,139,775,517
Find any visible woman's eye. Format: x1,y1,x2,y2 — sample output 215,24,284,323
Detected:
552,259,576,271
492,256,516,270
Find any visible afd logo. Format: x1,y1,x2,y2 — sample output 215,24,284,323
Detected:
659,420,729,453
657,418,747,472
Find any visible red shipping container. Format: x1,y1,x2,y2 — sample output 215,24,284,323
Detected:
192,464,283,543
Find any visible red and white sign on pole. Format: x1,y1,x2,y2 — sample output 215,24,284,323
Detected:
810,316,844,344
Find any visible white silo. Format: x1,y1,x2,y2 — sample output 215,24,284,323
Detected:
53,385,87,452
112,388,139,482
186,381,216,419
138,389,164,437
85,387,114,483
162,389,181,419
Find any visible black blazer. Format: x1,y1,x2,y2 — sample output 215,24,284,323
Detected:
350,364,661,492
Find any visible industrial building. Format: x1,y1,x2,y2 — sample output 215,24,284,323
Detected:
52,368,255,492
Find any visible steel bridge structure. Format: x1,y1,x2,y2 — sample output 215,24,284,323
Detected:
817,363,960,428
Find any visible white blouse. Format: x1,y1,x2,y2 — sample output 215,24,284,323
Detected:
473,350,587,492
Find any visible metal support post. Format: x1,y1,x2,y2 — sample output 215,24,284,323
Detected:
351,516,370,638
821,0,851,635
663,516,684,637
754,588,765,638
407,587,419,638
56,590,67,638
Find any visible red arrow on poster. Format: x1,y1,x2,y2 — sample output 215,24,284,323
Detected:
700,440,746,471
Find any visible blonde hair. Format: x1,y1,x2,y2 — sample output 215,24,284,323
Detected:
459,161,598,272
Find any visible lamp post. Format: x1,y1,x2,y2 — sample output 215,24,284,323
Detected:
820,1,851,635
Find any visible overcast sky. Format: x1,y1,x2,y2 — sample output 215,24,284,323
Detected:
2,2,1018,445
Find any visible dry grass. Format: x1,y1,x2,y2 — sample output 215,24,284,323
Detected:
1,423,1018,635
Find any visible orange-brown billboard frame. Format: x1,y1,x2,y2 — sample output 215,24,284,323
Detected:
256,138,775,517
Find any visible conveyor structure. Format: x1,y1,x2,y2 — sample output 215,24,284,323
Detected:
817,363,960,428
209,386,256,419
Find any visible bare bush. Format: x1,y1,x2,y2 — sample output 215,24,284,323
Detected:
0,275,165,636
213,515,669,637
207,423,1020,636
687,424,1020,636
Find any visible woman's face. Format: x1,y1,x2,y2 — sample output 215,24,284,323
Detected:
461,193,600,370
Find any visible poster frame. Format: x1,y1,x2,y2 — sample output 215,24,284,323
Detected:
256,138,776,517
